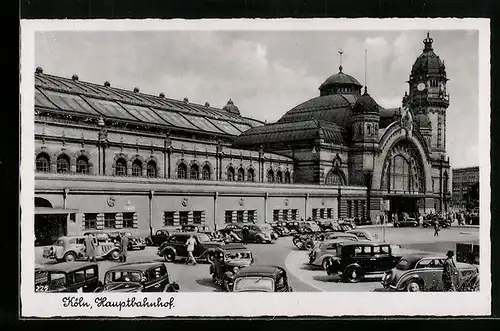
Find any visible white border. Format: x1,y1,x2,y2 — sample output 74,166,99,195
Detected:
20,18,491,317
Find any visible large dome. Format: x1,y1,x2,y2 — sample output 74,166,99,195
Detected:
319,65,363,96
411,33,446,77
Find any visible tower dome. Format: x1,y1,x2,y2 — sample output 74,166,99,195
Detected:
223,99,240,115
353,87,380,114
319,65,363,96
411,33,446,77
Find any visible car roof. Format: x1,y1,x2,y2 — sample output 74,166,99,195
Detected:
399,252,435,263
107,261,165,272
217,243,249,251
338,241,388,247
234,265,282,278
39,262,98,273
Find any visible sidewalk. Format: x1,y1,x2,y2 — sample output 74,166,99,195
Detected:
358,223,479,229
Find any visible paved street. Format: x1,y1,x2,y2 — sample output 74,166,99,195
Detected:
35,226,478,292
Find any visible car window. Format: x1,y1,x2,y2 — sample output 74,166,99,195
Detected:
74,270,85,283
433,259,444,268
149,266,166,280
326,243,338,250
416,259,433,269
76,238,86,245
85,267,96,280
354,246,363,254
380,246,390,254
373,246,381,253
48,272,67,289
69,238,77,244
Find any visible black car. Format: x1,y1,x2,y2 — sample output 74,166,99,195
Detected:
325,242,403,283
158,232,223,263
393,218,419,227
220,223,275,243
209,244,254,291
422,217,451,228
145,229,170,246
35,262,100,293
94,261,180,293
231,265,293,292
107,231,146,250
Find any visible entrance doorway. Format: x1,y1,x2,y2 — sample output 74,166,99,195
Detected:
34,214,68,246
387,196,420,221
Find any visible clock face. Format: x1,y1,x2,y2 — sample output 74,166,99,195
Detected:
417,82,426,91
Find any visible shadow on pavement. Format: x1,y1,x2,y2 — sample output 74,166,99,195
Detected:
372,287,391,292
312,275,340,282
300,264,321,271
195,278,224,292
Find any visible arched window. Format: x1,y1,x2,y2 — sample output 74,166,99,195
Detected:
247,168,255,182
389,155,411,192
36,153,50,173
177,163,187,179
202,164,211,180
237,168,245,182
325,170,343,185
147,161,157,178
226,167,235,181
276,170,283,183
190,164,199,180
76,156,89,174
284,171,291,184
267,169,274,183
115,158,127,176
57,154,70,174
132,159,142,177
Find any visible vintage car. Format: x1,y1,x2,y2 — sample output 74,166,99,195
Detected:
345,229,378,241
297,221,322,233
284,221,301,235
220,223,276,243
106,231,146,250
270,222,291,237
81,231,115,244
35,262,100,293
381,253,479,292
324,242,403,282
393,218,419,228
209,243,254,291
145,229,171,246
43,236,121,262
294,231,358,251
94,261,180,293
422,217,451,228
158,232,223,263
309,238,359,269
232,265,293,292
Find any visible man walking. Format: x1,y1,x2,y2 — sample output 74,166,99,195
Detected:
242,225,249,245
185,234,197,265
120,233,129,263
433,220,440,236
84,233,96,262
442,250,458,291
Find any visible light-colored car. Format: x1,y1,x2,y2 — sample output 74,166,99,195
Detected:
42,236,121,263
381,253,479,292
308,238,358,269
346,229,378,241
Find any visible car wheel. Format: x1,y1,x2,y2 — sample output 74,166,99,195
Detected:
63,252,76,262
109,250,120,261
164,250,175,263
305,241,315,250
406,280,422,292
344,266,362,283
322,257,332,270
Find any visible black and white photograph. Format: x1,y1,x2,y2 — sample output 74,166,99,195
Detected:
20,18,490,317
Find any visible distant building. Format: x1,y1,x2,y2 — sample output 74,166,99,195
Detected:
452,166,479,210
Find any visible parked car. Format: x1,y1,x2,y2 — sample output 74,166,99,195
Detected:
345,229,378,241
270,222,291,237
298,221,322,233
104,231,146,251
94,261,180,293
35,262,100,293
393,218,419,228
145,229,170,246
220,223,275,243
81,231,115,244
285,221,301,235
158,232,223,263
295,231,358,251
309,238,358,269
43,236,121,262
209,243,254,291
381,253,479,292
232,265,293,292
422,217,451,228
324,242,403,282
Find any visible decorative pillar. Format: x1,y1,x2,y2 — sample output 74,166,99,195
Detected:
304,193,309,220
98,119,108,176
62,188,69,209
149,190,154,236
213,192,218,230
264,192,268,223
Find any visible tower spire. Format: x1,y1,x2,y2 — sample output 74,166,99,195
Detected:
338,49,344,72
423,32,434,51
364,49,368,94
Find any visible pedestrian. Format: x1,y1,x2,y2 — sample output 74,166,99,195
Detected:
442,250,458,291
84,233,96,262
119,232,129,262
185,234,197,265
242,225,249,245
433,220,440,236
418,214,424,227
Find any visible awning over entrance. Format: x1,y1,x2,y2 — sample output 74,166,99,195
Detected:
34,207,79,215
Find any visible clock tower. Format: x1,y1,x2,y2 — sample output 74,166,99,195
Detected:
404,32,450,157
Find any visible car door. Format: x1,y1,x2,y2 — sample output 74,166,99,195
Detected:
373,245,392,272
174,235,188,258
70,269,87,292
353,245,372,273
414,258,436,290
432,258,446,291
82,266,99,292
75,237,87,258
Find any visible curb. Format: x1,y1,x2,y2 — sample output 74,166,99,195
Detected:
357,224,479,229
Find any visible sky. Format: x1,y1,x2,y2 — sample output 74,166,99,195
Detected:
35,29,479,168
